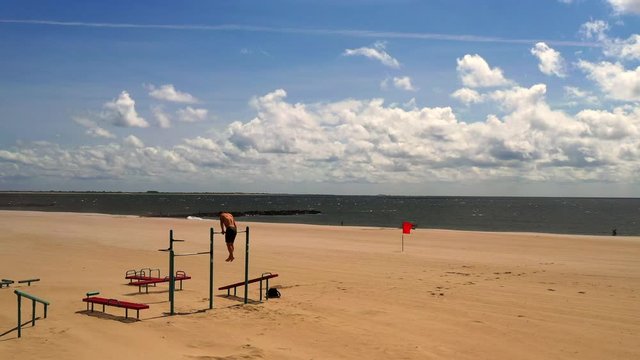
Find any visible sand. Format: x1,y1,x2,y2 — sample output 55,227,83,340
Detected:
0,210,639,359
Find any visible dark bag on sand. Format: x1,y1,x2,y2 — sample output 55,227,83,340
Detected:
267,288,281,299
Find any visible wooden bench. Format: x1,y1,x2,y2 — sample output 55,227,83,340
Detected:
219,273,278,301
1,279,14,288
18,278,40,286
128,271,191,294
82,296,149,319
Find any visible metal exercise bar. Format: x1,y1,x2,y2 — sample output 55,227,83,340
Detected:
14,290,50,338
244,227,250,304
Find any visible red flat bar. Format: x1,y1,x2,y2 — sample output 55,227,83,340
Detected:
218,274,278,291
82,296,149,310
125,275,155,280
129,276,191,287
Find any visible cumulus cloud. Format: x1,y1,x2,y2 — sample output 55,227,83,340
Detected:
606,0,640,15
177,106,208,122
456,54,512,88
531,42,567,77
451,88,483,105
151,106,172,128
124,135,144,148
148,84,198,103
73,116,116,139
3,89,640,188
564,86,599,105
343,41,401,68
101,91,149,128
382,76,417,91
580,20,609,41
578,60,640,101
580,20,640,61
393,76,417,91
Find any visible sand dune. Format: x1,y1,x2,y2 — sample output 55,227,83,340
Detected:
1,210,639,359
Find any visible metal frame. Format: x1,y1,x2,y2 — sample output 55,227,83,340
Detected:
14,290,49,338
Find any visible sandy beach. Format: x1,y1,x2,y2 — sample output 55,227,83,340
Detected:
0,210,639,359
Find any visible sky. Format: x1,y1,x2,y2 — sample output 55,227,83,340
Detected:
1,0,640,196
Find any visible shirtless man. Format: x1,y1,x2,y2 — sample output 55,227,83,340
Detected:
219,212,237,262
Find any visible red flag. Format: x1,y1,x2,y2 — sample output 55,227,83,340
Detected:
402,221,413,234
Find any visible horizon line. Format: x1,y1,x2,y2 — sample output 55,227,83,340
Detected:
0,19,600,48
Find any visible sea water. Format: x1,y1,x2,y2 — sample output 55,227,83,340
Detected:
1,192,638,236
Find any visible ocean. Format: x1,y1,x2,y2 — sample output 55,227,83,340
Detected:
1,192,638,236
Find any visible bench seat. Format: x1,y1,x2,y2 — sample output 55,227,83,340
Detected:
219,273,278,301
128,272,192,294
82,296,149,319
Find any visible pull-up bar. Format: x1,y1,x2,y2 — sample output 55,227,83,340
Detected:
161,226,252,315
160,228,214,315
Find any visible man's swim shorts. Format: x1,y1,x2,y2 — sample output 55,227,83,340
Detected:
225,227,237,244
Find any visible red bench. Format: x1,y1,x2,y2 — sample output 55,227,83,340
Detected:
125,268,161,283
82,296,149,319
128,271,191,294
219,273,278,301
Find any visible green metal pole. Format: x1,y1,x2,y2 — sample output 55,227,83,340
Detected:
244,227,250,304
17,293,21,338
209,227,214,310
169,249,175,315
31,300,36,326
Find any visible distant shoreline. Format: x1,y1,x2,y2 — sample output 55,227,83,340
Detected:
0,190,637,200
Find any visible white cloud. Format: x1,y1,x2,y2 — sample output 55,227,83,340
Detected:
489,84,548,112
392,76,417,91
3,89,640,190
456,54,512,88
580,20,609,41
604,34,640,61
451,88,483,105
564,86,599,104
578,60,640,101
580,20,640,61
606,0,640,15
73,116,116,139
101,91,149,128
343,41,401,68
177,106,208,122
151,106,172,128
382,76,417,91
124,135,145,148
531,42,567,77
148,84,198,103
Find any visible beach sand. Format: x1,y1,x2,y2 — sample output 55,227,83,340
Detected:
1,210,639,359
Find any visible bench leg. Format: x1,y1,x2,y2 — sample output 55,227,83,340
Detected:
260,280,263,302
266,279,270,301
125,308,128,319
136,310,140,319
102,304,105,312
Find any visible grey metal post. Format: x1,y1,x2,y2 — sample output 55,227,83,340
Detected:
169,249,175,315
17,293,21,338
244,227,250,304
209,227,214,310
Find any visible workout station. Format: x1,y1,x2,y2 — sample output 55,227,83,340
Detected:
81,226,279,320
4,226,280,338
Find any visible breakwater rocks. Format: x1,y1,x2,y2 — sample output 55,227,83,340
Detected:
147,209,321,218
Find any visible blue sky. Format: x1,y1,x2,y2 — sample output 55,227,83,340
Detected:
1,0,640,196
